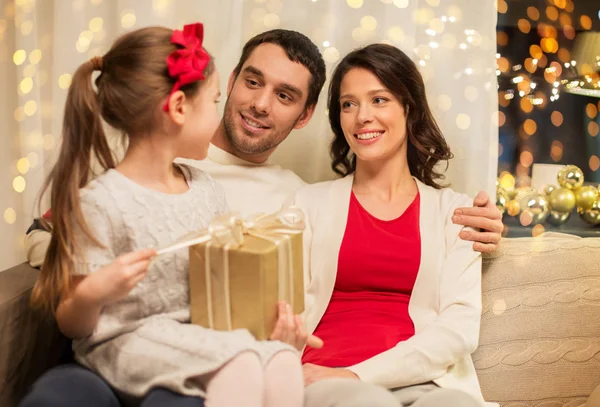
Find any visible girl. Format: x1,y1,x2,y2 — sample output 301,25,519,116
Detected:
290,44,489,407
30,23,303,407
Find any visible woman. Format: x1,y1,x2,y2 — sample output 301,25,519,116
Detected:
289,44,491,407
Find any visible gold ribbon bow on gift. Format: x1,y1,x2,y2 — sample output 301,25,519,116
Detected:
207,207,305,248
157,206,305,253
156,207,305,330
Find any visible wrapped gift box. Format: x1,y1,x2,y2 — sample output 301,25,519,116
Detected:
187,210,304,340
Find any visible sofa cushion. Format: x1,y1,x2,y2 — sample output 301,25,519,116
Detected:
474,233,600,407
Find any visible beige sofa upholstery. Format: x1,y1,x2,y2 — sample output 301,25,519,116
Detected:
1,233,600,406
475,233,600,407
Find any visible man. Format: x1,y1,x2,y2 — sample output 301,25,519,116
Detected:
21,29,502,407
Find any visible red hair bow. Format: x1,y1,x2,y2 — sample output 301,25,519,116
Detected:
163,22,211,111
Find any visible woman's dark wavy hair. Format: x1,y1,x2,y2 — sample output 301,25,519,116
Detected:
328,43,453,188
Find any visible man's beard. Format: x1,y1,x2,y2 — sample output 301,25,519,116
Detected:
222,98,298,156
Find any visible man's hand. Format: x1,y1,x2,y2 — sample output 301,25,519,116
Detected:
452,190,503,253
303,363,359,386
269,301,324,350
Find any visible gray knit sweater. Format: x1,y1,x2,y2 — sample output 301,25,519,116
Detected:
71,165,294,400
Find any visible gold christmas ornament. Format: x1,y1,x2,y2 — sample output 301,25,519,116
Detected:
518,191,549,226
515,186,534,197
506,200,521,216
549,187,577,213
496,182,506,197
498,173,516,197
542,184,557,197
575,185,599,211
517,189,536,208
515,187,535,204
578,198,600,225
547,210,571,225
496,188,508,215
557,165,584,190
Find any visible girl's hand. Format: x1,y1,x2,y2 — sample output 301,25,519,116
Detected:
76,248,156,307
269,301,324,351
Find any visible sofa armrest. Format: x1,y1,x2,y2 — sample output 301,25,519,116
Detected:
0,263,69,406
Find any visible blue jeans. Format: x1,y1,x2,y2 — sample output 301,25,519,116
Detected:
19,364,205,407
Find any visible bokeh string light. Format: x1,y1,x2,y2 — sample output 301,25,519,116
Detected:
497,0,600,195
497,2,599,104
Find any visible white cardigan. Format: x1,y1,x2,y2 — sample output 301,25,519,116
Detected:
289,175,489,404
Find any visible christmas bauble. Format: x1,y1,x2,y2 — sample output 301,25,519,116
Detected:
518,191,549,226
575,185,599,211
542,184,557,197
506,200,520,216
549,187,577,213
557,165,584,190
515,187,535,202
547,210,571,225
578,198,600,225
496,188,508,215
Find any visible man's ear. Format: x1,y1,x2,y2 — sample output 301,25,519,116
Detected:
294,104,316,130
227,70,238,96
165,90,187,125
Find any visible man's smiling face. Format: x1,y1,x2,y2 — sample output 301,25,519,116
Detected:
222,43,314,162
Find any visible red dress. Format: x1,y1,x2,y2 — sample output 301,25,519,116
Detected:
302,192,421,367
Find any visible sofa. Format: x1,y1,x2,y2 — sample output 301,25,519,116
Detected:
1,232,600,406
